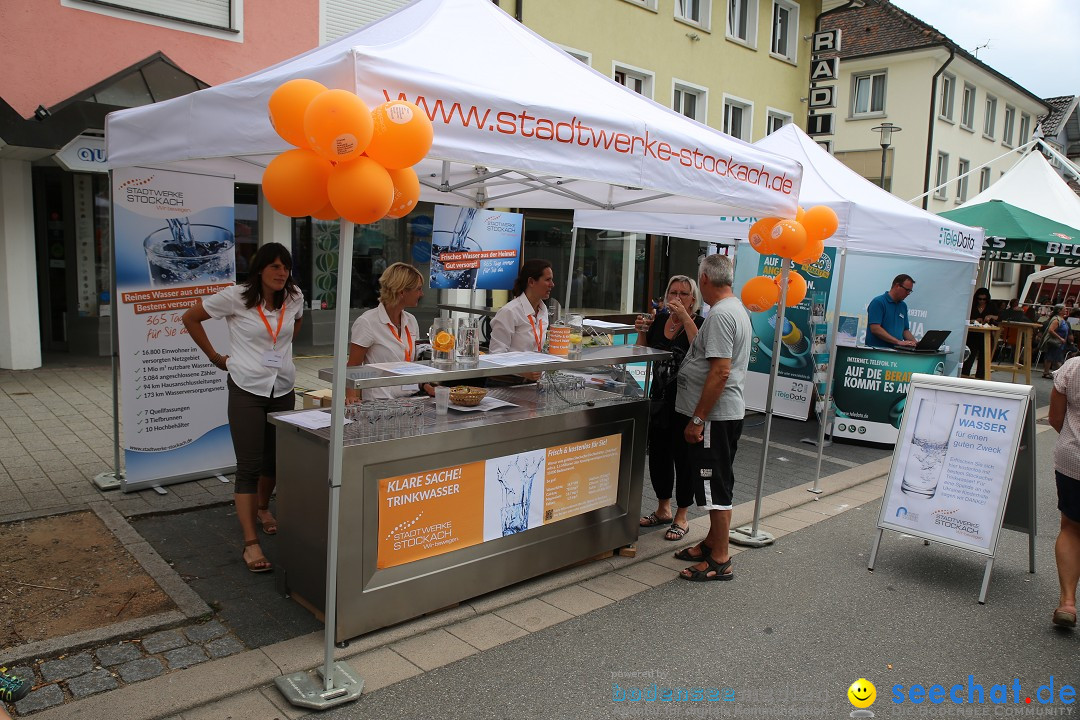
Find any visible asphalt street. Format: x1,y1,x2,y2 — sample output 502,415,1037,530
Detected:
320,425,1077,720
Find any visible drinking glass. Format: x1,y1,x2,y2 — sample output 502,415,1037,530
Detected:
900,397,958,498
456,318,480,368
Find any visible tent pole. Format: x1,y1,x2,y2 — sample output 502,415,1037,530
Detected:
565,226,578,312
94,168,125,491
809,246,846,493
276,220,363,709
731,258,789,548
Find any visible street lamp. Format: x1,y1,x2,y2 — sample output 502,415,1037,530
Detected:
871,122,901,189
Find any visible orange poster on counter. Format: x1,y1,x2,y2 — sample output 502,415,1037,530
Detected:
543,434,621,523
377,461,486,569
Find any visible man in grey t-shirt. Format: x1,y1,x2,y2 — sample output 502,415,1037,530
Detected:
672,253,751,582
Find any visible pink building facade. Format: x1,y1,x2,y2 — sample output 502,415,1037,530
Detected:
0,0,319,368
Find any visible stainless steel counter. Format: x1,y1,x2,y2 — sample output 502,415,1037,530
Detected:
271,369,657,640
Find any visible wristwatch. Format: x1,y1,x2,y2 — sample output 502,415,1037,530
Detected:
691,416,705,427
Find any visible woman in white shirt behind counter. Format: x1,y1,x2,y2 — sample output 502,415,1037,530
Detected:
182,242,303,574
489,259,555,354
348,262,436,401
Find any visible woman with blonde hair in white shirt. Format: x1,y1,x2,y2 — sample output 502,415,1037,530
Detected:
183,242,303,573
347,262,436,400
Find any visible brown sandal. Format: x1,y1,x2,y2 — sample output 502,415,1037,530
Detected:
243,539,272,573
257,504,278,535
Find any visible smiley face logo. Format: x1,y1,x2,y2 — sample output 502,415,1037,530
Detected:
848,678,876,709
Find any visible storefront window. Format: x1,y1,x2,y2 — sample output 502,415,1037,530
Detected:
234,183,259,278
292,202,437,314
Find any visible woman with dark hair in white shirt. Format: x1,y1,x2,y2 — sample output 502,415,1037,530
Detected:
182,242,304,573
489,259,554,354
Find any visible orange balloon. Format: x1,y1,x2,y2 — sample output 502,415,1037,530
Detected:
304,90,374,163
268,79,327,148
311,201,339,221
327,156,394,225
803,205,839,242
775,271,808,307
384,167,421,219
741,275,780,312
770,219,808,260
793,235,825,266
795,206,806,224
365,101,434,170
261,149,333,218
748,217,780,255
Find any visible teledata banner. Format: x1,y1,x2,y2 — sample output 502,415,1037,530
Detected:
831,346,946,444
735,245,837,420
430,205,522,290
878,382,1026,554
377,433,621,568
113,167,236,488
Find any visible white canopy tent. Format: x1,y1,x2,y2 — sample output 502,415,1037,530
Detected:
103,0,807,705
106,0,801,218
960,149,1080,229
574,124,983,262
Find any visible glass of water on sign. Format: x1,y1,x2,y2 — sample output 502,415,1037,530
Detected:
900,397,958,498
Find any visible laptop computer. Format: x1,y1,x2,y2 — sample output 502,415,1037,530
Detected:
894,329,950,353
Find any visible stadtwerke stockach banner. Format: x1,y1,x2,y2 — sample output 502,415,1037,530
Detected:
112,167,236,487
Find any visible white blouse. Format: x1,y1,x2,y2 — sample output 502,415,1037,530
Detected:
1054,357,1080,481
350,303,420,399
489,293,548,353
202,284,304,399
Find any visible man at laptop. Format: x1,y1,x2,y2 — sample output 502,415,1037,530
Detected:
866,274,917,348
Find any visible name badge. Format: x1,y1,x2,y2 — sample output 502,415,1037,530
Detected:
262,349,285,368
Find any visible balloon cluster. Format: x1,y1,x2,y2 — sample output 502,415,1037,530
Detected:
741,205,838,312
261,79,434,224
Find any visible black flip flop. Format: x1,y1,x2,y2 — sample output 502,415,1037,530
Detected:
664,523,689,541
673,542,710,562
639,512,672,528
679,556,733,582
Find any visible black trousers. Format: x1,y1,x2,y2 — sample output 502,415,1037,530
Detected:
227,377,294,494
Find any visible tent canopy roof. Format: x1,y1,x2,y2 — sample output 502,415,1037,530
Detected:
959,150,1080,230
575,125,982,264
105,0,801,219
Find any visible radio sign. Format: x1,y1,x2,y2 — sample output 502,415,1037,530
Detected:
808,30,842,139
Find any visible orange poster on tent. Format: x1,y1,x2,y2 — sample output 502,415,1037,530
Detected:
543,434,621,524
377,461,486,569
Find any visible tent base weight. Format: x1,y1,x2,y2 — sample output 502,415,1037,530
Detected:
275,662,363,710
729,526,775,548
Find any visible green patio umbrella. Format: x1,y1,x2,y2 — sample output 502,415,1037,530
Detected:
941,199,1080,265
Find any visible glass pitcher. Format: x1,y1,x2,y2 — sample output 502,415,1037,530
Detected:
567,314,584,360
429,317,456,369
456,317,480,368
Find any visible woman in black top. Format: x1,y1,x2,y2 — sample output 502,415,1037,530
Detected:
637,275,704,541
963,287,997,377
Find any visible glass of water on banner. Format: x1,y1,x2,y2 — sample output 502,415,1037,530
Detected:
901,397,958,498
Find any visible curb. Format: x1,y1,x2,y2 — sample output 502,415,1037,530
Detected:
0,503,212,669
21,456,894,720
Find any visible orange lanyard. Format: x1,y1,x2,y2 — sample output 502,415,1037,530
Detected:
386,323,413,361
527,315,544,352
257,302,286,349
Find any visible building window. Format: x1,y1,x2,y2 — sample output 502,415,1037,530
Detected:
561,46,592,65
766,109,792,135
852,71,886,116
960,83,976,130
1001,105,1016,146
723,96,753,141
979,167,991,192
983,95,998,139
673,82,707,122
956,159,970,203
727,0,757,45
676,0,710,28
620,0,659,10
1019,112,1032,145
934,152,950,200
938,73,955,121
64,0,238,34
991,263,1014,284
614,65,653,98
770,0,799,62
